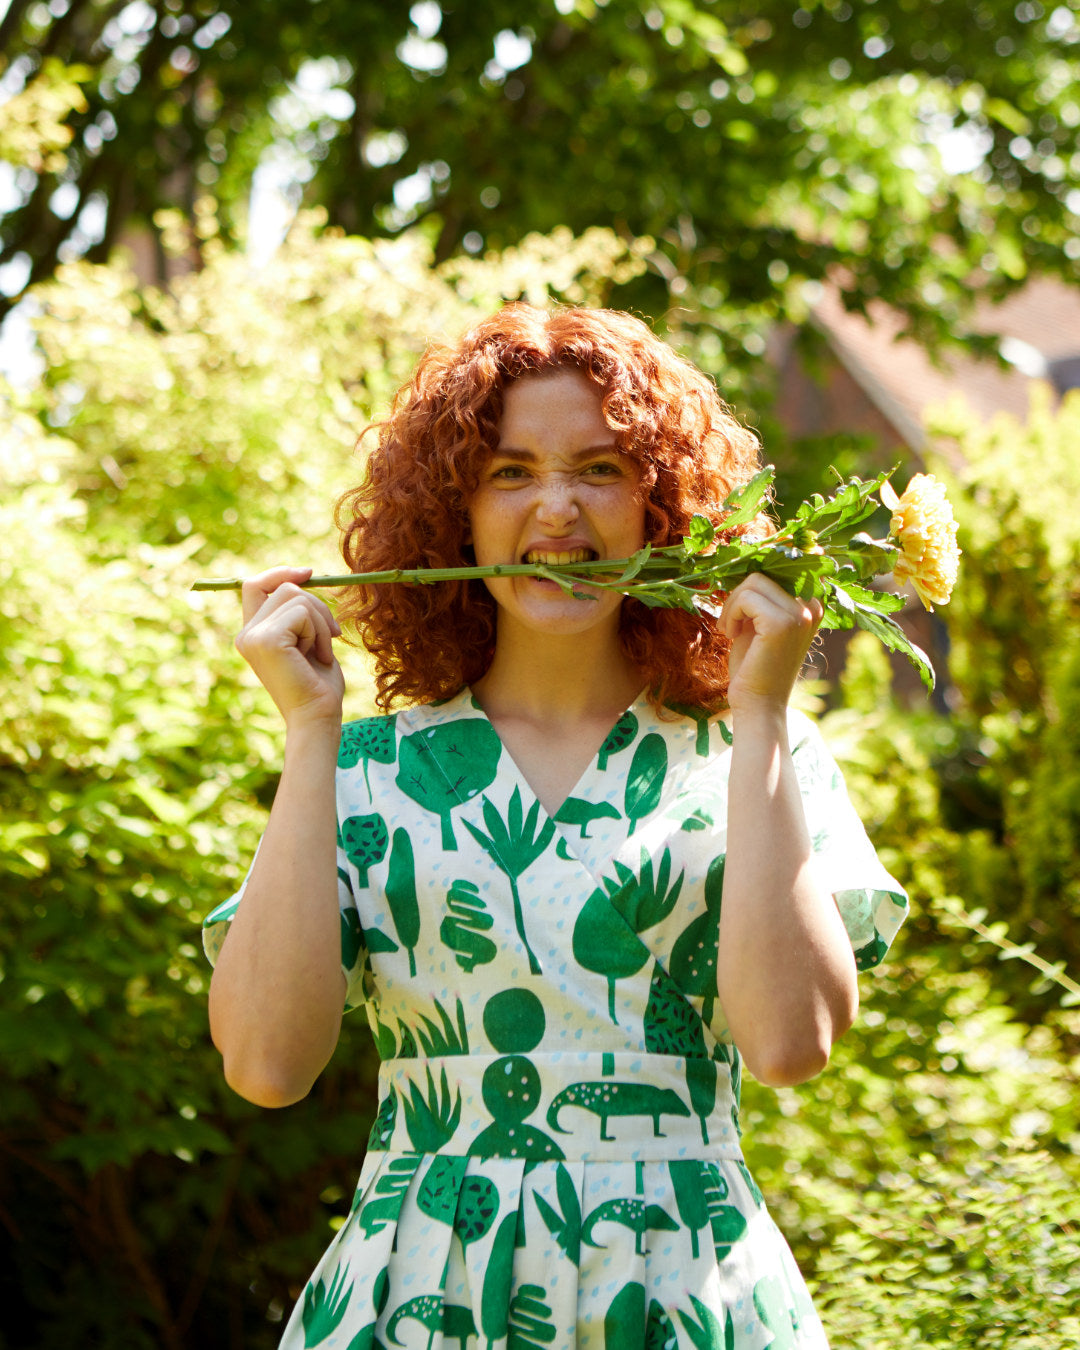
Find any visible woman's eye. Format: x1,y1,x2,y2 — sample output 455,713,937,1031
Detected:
492,464,528,480
584,462,621,477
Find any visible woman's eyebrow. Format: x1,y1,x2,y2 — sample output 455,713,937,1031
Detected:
490,443,622,461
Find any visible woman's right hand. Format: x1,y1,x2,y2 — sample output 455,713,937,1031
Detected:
235,566,345,728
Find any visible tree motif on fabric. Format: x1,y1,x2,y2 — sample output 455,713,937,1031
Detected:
482,987,546,1054
532,1163,582,1266
401,1066,462,1151
665,703,713,758
546,1081,691,1141
645,1298,680,1350
301,1264,353,1346
603,1282,645,1347
507,1283,558,1349
384,827,420,975
471,1055,565,1160
415,1153,467,1226
480,1212,518,1346
643,961,706,1059
703,1162,748,1263
736,1158,765,1209
669,1160,711,1261
582,1196,679,1257
339,717,397,799
341,813,390,888
454,1174,500,1255
357,1156,422,1237
396,719,501,850
553,796,620,838
367,1085,397,1149
439,878,497,972
670,853,725,1026
462,786,555,975
753,1275,799,1350
573,849,683,1025
597,709,639,771
624,732,668,835
678,1294,735,1350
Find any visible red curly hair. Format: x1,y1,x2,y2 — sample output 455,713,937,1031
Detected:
336,304,764,713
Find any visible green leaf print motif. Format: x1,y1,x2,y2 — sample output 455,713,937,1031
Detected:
669,1160,710,1260
666,703,713,758
454,1173,500,1254
624,732,668,836
357,1155,422,1237
440,878,497,972
670,853,725,1026
415,1153,467,1226
396,719,501,850
340,813,390,888
572,869,651,1025
301,1264,353,1346
598,709,638,771
643,962,707,1058
339,716,397,798
507,1284,558,1349
645,1299,679,1350
604,1282,646,1349
384,827,420,975
462,786,555,976
573,850,683,1025
753,1275,798,1350
678,1295,735,1350
413,997,469,1056
532,1163,582,1266
704,1163,748,1262
481,1212,518,1346
612,847,685,932
401,1066,462,1151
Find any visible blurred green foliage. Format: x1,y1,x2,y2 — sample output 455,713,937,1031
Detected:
1,220,1078,1347
4,0,1080,365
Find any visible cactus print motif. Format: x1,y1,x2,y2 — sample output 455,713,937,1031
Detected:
204,689,908,1349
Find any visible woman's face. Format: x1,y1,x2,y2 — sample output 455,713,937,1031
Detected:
466,368,646,640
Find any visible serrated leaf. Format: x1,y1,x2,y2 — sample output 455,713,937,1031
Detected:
718,465,774,529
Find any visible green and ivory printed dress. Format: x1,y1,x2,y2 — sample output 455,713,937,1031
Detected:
204,690,907,1350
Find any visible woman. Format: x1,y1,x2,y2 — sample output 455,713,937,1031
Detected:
205,305,907,1348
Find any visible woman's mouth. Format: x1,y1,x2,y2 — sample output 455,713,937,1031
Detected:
522,548,598,565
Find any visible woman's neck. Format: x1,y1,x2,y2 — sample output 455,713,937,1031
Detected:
471,625,643,727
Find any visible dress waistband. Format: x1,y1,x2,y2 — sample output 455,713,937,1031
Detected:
367,1051,743,1163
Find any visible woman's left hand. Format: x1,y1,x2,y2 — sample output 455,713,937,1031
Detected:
720,574,823,714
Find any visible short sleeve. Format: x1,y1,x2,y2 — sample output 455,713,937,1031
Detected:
788,710,909,971
201,832,371,1013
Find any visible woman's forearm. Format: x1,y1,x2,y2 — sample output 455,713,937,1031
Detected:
208,717,346,1107
717,707,858,1086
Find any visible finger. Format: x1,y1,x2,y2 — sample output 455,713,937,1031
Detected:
237,590,340,668
240,565,313,625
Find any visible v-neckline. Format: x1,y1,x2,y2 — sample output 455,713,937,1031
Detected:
462,685,648,822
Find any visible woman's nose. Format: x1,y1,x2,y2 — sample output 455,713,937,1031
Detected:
534,477,579,528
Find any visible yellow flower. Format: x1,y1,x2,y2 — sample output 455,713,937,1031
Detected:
880,473,961,611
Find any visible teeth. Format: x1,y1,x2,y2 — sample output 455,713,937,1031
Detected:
524,549,596,565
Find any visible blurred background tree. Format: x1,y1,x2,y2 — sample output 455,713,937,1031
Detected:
3,0,1080,1345
3,0,1080,361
